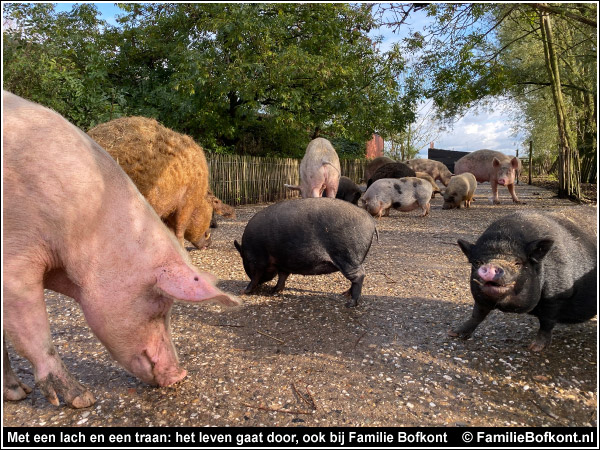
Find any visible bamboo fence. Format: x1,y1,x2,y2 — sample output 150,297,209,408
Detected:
206,154,368,206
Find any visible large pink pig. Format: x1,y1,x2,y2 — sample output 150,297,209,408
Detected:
2,92,241,408
454,149,522,204
285,137,341,198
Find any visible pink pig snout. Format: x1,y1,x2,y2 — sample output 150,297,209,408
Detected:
129,348,188,387
477,264,504,282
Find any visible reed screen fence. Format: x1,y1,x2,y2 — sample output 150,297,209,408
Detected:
207,154,368,206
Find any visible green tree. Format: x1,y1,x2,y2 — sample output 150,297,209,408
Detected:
110,3,413,156
384,3,597,200
3,3,124,128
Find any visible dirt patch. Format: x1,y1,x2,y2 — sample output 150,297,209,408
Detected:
3,183,597,427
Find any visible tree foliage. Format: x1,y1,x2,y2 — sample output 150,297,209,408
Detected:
3,3,416,157
385,2,597,199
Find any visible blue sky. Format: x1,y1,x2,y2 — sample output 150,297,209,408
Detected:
51,2,525,157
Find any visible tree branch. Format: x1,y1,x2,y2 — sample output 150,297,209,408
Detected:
529,3,597,28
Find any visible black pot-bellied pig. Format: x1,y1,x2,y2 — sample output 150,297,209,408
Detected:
321,176,362,205
454,149,521,204
366,162,416,188
234,198,377,307
284,137,341,198
449,209,597,351
3,92,241,408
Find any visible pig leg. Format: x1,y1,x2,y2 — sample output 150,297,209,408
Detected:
3,339,32,401
529,317,555,352
420,202,430,217
507,183,521,204
173,202,196,247
490,179,501,204
272,271,290,294
338,265,366,308
3,272,95,408
448,303,492,339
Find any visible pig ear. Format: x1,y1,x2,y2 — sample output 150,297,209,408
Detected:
457,239,473,258
492,158,500,168
234,240,242,255
154,266,242,307
510,157,520,169
525,239,554,263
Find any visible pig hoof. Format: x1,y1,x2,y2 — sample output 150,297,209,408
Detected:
37,373,96,408
528,340,547,352
70,391,96,409
447,328,471,339
3,381,32,401
344,299,358,308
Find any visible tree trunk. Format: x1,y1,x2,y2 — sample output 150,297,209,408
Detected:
539,6,581,200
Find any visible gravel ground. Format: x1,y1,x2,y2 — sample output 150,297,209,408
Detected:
3,182,597,427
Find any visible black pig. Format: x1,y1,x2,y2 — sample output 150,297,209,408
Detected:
234,198,377,307
367,162,416,188
449,209,597,351
322,176,362,205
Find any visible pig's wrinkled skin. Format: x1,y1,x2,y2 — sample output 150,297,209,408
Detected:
442,172,477,209
450,209,597,351
285,138,341,198
3,92,241,408
415,171,442,198
454,149,522,204
234,198,377,307
363,177,433,218
405,159,453,186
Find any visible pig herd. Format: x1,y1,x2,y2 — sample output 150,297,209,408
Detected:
2,92,597,410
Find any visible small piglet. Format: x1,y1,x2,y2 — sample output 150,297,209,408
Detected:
442,172,477,209
3,92,240,408
450,209,597,351
234,198,377,307
454,149,521,204
363,177,433,218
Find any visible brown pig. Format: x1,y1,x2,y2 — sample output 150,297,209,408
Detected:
285,138,341,198
405,159,453,186
415,171,442,198
88,117,233,249
364,156,394,183
454,149,522,204
442,172,477,209
3,91,241,408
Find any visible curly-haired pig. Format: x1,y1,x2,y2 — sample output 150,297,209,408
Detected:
3,91,241,408
366,162,416,188
364,156,395,183
284,138,341,198
89,117,234,250
449,209,597,351
234,198,377,307
442,172,477,209
454,149,521,204
405,159,453,186
363,177,433,218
